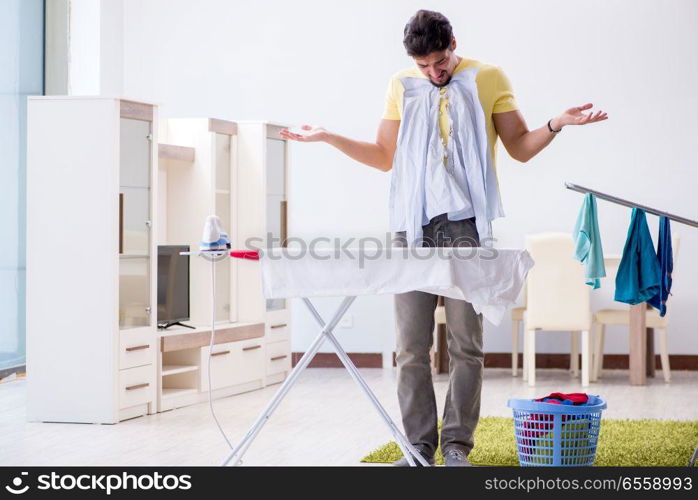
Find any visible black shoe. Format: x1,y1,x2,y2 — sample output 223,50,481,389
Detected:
443,448,472,467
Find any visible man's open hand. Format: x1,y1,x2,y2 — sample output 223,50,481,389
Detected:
279,125,329,142
552,103,608,130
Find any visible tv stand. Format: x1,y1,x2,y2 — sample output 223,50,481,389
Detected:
156,321,268,412
158,321,195,330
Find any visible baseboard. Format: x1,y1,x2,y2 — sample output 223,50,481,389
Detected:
0,365,25,380
291,352,382,368
293,352,698,370
485,353,698,370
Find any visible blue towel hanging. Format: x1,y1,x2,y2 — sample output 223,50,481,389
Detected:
647,216,673,316
573,193,606,289
614,208,661,305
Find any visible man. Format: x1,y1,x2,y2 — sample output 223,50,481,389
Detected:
281,9,607,466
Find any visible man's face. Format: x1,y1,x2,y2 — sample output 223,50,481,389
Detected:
414,45,458,87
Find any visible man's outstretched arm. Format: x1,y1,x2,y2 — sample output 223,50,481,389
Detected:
494,103,608,163
280,119,400,172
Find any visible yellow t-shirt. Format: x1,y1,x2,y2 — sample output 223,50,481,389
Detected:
383,57,518,174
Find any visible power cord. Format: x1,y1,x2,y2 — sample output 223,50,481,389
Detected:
206,254,236,453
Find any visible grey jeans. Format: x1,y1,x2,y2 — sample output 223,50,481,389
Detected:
394,213,483,457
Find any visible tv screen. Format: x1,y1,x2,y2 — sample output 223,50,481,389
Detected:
157,245,190,328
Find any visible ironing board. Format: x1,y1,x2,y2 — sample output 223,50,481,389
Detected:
198,246,534,466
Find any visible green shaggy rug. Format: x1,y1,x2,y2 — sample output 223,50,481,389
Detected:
362,417,698,466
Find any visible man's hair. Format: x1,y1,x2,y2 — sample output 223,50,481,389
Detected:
403,10,453,57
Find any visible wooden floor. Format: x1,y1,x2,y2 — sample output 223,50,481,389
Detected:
2,368,697,466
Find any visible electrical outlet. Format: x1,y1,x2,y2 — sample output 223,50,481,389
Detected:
339,314,353,328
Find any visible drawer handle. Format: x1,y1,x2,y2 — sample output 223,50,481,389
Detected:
243,345,262,352
119,193,124,254
211,350,231,357
125,344,150,352
125,382,149,391
271,355,288,361
270,324,287,329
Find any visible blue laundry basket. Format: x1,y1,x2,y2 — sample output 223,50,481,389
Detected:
507,395,606,466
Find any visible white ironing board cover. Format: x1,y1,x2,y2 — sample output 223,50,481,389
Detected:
258,247,534,326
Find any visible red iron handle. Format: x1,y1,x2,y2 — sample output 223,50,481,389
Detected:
229,250,260,261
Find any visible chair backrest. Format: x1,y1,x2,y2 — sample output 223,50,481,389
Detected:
525,232,591,330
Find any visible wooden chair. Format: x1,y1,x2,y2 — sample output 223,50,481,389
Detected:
524,233,592,387
592,233,680,383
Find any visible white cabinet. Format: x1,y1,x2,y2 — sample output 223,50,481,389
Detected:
157,323,266,411
152,118,293,411
119,329,156,370
158,118,238,325
264,135,288,312
236,122,293,384
266,339,292,385
200,342,238,391
119,365,156,410
198,338,265,391
27,97,158,424
233,339,266,385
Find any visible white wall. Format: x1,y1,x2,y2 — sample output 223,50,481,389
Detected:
69,0,124,95
113,0,698,357
68,0,100,94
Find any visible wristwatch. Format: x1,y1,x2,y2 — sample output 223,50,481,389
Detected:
547,119,562,134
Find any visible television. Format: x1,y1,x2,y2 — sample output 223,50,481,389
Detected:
157,245,193,329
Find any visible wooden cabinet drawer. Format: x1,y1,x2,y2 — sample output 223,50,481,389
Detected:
266,321,290,342
119,365,154,410
200,342,237,391
232,339,265,385
200,339,266,391
120,330,155,369
266,308,290,342
266,340,291,377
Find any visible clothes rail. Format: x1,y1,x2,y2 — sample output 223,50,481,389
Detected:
565,181,695,386
565,182,698,228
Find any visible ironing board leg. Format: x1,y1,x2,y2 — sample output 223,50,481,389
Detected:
220,296,356,466
222,295,427,467
302,298,429,467
220,297,355,465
